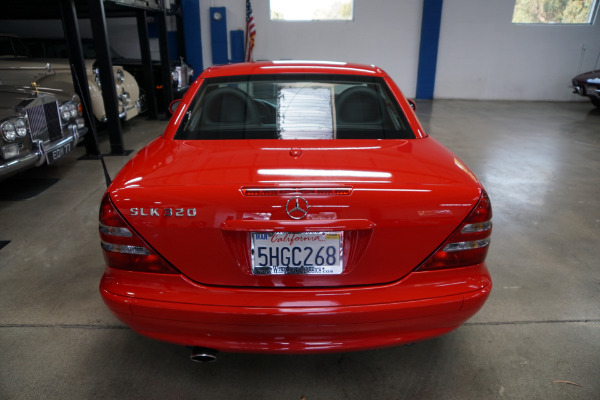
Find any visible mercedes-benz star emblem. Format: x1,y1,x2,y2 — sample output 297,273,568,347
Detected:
286,196,309,219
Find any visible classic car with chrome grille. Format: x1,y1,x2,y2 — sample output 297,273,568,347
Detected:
0,34,142,122
99,61,492,359
0,84,86,179
23,37,194,108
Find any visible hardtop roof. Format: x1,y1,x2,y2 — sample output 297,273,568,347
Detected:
200,61,389,79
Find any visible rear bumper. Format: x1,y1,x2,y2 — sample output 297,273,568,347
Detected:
100,265,491,353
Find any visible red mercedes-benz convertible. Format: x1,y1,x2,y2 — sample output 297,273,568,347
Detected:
99,61,492,359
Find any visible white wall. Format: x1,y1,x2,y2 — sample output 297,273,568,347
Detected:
435,0,600,101
199,0,423,97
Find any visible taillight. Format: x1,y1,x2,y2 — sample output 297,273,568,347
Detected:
99,193,177,274
419,190,492,271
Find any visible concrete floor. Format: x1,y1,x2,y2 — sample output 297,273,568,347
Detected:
0,100,598,399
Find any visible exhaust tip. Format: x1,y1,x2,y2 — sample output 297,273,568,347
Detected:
189,347,218,363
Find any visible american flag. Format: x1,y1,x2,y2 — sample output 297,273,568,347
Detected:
244,0,256,62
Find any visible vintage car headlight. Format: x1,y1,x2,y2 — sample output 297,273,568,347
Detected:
94,68,102,87
14,118,27,138
60,102,78,122
118,91,131,106
116,69,125,84
1,121,17,142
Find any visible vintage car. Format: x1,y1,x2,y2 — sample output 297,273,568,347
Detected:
571,69,600,108
98,61,493,360
0,84,87,179
0,34,142,122
23,37,194,107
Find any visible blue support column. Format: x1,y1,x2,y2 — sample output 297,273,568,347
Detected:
416,0,443,99
182,0,203,78
230,30,244,63
210,7,228,65
168,31,179,60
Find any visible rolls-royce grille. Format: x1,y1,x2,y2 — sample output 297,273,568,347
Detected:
176,65,188,88
27,102,62,142
181,65,188,82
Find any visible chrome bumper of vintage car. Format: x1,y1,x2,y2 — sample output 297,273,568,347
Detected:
571,84,600,97
101,91,144,122
0,124,86,177
0,149,40,177
135,92,146,113
37,124,87,166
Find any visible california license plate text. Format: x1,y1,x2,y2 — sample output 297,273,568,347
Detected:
251,232,343,275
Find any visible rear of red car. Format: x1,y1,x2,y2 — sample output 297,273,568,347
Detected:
99,62,492,354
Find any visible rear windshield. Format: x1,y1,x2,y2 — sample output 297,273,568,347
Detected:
174,74,415,140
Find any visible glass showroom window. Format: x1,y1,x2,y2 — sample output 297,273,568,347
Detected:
270,0,353,21
512,0,598,24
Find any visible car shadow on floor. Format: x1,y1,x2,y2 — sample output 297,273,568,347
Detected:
79,328,462,399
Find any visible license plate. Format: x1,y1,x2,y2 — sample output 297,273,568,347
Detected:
251,232,343,275
45,142,72,164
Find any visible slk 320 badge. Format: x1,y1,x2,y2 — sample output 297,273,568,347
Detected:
130,208,197,217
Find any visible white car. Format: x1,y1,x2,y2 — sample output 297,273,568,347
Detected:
0,34,142,122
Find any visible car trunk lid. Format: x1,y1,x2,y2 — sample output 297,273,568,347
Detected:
110,137,482,287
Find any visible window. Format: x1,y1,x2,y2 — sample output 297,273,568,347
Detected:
512,0,598,24
175,75,414,140
270,0,353,21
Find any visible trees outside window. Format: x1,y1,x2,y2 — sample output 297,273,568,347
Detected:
512,0,598,24
270,0,353,21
